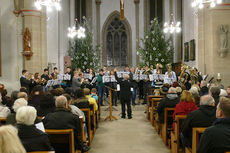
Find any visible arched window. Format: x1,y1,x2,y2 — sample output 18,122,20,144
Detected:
106,17,128,66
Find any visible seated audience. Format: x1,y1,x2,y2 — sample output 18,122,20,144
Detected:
6,98,28,125
210,86,221,105
43,95,90,153
0,125,26,153
197,97,230,153
71,88,90,109
0,104,10,118
227,85,230,98
199,80,209,96
176,86,182,97
181,95,216,148
9,90,20,111
29,85,44,108
37,92,55,117
16,106,53,152
173,90,198,130
157,87,180,124
19,87,28,95
189,86,200,106
1,89,11,106
160,83,170,96
84,88,98,112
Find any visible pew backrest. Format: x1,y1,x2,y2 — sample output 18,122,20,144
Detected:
192,127,207,153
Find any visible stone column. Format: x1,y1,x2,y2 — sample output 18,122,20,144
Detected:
95,0,101,46
20,0,47,73
144,0,150,31
134,0,140,65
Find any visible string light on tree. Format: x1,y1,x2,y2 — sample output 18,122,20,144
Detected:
163,14,181,34
191,0,222,9
34,0,61,11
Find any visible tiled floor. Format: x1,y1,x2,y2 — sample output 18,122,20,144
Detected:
89,105,170,153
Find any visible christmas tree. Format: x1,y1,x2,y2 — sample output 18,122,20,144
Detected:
69,17,101,72
137,18,173,70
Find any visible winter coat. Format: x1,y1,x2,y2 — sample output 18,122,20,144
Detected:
182,105,216,148
197,118,230,153
157,93,180,123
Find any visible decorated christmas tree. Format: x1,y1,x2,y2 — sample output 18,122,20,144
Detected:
137,18,173,70
69,18,101,72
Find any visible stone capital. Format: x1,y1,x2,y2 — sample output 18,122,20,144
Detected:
134,0,140,4
95,0,101,5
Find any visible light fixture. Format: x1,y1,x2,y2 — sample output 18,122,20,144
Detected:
67,19,86,39
163,14,181,34
191,0,222,9
34,0,61,11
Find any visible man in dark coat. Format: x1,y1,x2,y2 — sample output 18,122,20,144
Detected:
20,70,33,93
43,95,90,153
115,69,133,119
181,95,216,148
197,97,230,153
157,87,180,124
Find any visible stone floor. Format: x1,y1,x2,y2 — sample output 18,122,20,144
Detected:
89,104,170,153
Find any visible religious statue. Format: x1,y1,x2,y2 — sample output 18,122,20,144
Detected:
23,28,31,52
219,25,228,57
120,0,124,20
23,28,33,60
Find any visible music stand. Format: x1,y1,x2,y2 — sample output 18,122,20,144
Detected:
104,86,118,121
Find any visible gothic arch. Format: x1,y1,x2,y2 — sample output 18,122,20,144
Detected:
102,11,132,67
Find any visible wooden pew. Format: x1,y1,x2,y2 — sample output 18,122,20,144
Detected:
45,129,75,153
162,108,175,147
170,115,187,153
150,97,162,127
188,127,206,153
146,95,163,120
89,104,96,134
0,117,6,126
79,116,86,143
80,108,92,145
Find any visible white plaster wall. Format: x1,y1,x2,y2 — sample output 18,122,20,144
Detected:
183,0,198,67
0,0,23,93
47,0,70,74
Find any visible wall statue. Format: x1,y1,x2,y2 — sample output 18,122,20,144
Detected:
218,25,228,58
23,28,31,52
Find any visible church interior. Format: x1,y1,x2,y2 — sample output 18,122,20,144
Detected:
0,0,230,153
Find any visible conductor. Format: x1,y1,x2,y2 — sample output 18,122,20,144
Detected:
114,68,133,119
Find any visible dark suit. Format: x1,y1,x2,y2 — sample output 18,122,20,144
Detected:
115,72,132,118
20,76,32,93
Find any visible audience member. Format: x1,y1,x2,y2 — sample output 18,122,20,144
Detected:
181,95,216,148
227,85,230,98
91,88,98,101
176,87,182,97
210,86,221,106
1,89,11,106
36,92,55,117
189,87,200,106
0,104,10,118
43,95,90,153
6,98,28,125
220,89,228,97
199,80,209,96
157,87,180,124
29,85,44,108
173,90,198,130
16,106,53,152
17,92,28,101
19,87,28,94
0,125,26,153
84,88,98,113
71,88,90,109
197,97,230,153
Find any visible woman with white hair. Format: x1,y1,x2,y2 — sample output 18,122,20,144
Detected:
16,106,53,152
0,125,26,153
6,98,28,125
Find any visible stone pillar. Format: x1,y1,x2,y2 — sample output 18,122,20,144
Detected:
198,4,230,87
95,0,101,46
20,0,47,73
134,0,140,65
144,0,150,31
86,0,93,26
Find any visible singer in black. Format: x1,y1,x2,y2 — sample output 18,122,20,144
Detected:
114,69,133,119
